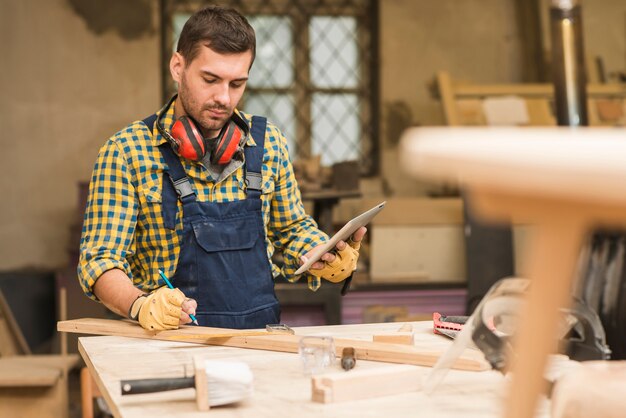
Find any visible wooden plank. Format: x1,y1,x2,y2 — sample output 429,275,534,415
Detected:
312,365,423,403
58,318,488,371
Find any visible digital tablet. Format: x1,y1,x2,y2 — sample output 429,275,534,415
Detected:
295,201,386,275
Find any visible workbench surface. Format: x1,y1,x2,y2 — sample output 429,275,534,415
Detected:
78,321,555,418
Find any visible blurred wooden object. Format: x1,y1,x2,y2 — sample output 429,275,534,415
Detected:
0,289,30,356
0,286,80,418
436,70,626,126
80,367,102,418
401,127,626,418
0,354,80,418
552,361,626,418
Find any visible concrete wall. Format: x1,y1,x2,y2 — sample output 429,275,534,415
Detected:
0,0,160,270
378,0,526,197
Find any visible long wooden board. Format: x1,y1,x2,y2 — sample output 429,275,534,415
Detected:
58,318,487,371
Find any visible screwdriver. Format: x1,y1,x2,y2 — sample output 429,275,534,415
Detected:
158,269,199,325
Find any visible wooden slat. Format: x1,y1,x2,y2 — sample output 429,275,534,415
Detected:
58,318,488,371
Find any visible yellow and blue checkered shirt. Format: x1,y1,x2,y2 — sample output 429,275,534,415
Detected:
78,103,328,300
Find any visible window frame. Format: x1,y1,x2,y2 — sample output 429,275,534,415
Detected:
160,0,379,176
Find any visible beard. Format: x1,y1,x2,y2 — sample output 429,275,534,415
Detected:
178,75,232,137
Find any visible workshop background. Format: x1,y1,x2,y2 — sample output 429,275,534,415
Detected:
1,0,626,369
1,0,626,417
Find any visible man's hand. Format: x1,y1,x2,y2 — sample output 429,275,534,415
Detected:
129,287,198,331
305,227,367,283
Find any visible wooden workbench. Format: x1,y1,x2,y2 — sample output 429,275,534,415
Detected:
76,321,563,418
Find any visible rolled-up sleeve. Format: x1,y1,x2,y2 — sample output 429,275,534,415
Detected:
77,139,138,300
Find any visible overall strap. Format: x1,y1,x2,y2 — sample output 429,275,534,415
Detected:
142,114,198,229
245,116,267,199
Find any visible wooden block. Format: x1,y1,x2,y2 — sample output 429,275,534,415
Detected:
373,323,415,344
372,332,414,345
312,365,423,403
194,356,210,411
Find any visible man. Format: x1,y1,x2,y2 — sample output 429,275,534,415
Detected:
78,5,366,331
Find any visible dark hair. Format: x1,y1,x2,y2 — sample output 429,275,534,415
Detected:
176,5,256,67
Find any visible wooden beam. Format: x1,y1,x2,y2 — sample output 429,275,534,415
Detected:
58,318,488,371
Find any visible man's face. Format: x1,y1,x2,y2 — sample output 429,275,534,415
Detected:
170,46,252,138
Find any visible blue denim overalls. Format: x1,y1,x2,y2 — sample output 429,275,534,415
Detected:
143,114,280,329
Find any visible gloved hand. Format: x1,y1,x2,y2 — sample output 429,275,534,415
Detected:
309,238,361,283
128,287,186,331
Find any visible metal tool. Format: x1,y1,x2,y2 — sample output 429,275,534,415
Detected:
424,278,529,393
432,313,467,339
426,277,612,393
341,347,356,371
266,324,294,334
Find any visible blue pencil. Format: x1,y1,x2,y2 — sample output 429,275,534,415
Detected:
158,269,199,326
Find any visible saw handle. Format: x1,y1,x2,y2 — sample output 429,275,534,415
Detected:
121,376,195,395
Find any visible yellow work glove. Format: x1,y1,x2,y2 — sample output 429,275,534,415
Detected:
310,239,361,283
128,287,185,331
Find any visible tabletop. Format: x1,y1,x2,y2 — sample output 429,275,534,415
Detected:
77,321,566,418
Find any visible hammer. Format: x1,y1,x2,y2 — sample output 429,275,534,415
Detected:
121,357,253,411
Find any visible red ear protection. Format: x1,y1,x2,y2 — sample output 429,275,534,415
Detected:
209,120,245,165
169,116,206,161
156,95,245,165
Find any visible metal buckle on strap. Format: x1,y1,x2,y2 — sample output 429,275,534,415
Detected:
172,178,195,198
245,172,262,191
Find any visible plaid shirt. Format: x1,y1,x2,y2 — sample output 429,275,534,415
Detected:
78,102,328,300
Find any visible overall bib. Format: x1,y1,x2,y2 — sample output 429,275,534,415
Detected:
144,115,280,329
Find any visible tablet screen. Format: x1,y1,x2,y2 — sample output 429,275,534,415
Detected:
295,201,386,275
